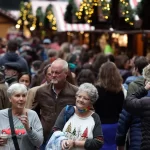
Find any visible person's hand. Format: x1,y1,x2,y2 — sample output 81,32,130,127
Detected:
61,139,74,150
18,112,30,131
145,81,150,90
61,140,70,150
0,137,7,146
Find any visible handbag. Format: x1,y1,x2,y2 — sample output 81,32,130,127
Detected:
8,108,20,150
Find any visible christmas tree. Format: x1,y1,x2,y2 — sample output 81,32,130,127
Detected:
36,7,44,30
16,2,35,30
64,0,77,23
81,127,88,139
72,128,76,136
44,4,57,30
65,123,72,133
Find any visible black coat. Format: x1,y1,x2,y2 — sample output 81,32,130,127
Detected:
125,87,150,150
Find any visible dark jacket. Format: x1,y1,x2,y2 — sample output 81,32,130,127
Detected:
116,77,145,150
32,82,78,141
124,86,150,150
0,52,29,72
94,86,124,124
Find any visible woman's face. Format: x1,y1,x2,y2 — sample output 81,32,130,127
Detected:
76,91,91,110
19,75,30,88
9,92,26,109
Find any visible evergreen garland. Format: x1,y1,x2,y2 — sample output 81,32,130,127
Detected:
16,2,35,30
120,0,134,25
44,4,57,30
100,0,111,20
36,7,44,29
64,0,77,23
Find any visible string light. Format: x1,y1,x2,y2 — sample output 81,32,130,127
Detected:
120,0,134,25
16,2,57,31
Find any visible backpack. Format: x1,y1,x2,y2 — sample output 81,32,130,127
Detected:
64,105,75,123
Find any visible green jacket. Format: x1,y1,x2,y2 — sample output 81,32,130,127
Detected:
127,77,145,96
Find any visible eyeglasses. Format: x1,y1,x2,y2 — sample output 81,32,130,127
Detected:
76,95,90,101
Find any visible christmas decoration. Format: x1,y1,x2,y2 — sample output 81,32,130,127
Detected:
120,0,134,25
44,4,57,30
72,128,76,136
76,0,100,23
64,0,78,23
100,0,111,20
16,2,35,31
65,123,72,133
36,7,44,29
81,127,88,139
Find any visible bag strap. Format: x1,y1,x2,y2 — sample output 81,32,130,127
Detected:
64,105,75,123
8,108,20,150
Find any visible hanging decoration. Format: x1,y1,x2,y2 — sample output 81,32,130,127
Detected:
16,2,58,32
64,0,78,23
76,0,100,23
100,0,111,20
36,7,44,29
44,4,57,30
16,2,35,31
120,0,134,25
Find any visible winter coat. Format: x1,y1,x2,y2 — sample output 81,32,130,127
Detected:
0,52,29,72
116,77,145,150
124,86,150,150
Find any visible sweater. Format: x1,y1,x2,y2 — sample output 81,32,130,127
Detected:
53,106,104,150
0,109,43,150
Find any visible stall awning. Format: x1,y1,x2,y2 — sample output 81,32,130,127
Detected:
8,1,95,32
52,2,95,32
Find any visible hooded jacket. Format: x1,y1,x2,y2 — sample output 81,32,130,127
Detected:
0,52,29,72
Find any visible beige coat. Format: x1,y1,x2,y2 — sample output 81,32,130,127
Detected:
25,84,46,109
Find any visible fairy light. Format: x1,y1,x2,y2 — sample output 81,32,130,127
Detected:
120,0,134,25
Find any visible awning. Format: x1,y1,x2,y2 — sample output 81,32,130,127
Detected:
8,1,95,32
52,2,95,32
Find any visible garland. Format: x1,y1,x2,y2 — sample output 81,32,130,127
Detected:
120,0,134,25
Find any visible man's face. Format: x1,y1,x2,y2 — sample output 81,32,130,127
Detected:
5,68,18,77
50,64,67,85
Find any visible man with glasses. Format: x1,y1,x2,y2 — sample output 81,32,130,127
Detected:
32,58,78,150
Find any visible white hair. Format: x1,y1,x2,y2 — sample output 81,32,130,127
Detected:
76,83,99,104
51,58,68,72
143,64,150,81
7,83,27,98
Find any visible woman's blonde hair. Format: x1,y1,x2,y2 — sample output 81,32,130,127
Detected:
97,61,123,93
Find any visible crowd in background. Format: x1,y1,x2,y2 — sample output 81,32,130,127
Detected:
0,33,150,150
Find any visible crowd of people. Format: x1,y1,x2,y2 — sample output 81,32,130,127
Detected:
0,34,150,150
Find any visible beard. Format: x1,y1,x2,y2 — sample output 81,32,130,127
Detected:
51,79,58,84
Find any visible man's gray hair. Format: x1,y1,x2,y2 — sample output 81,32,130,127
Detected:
76,83,99,104
52,58,68,72
7,83,27,98
143,64,150,82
